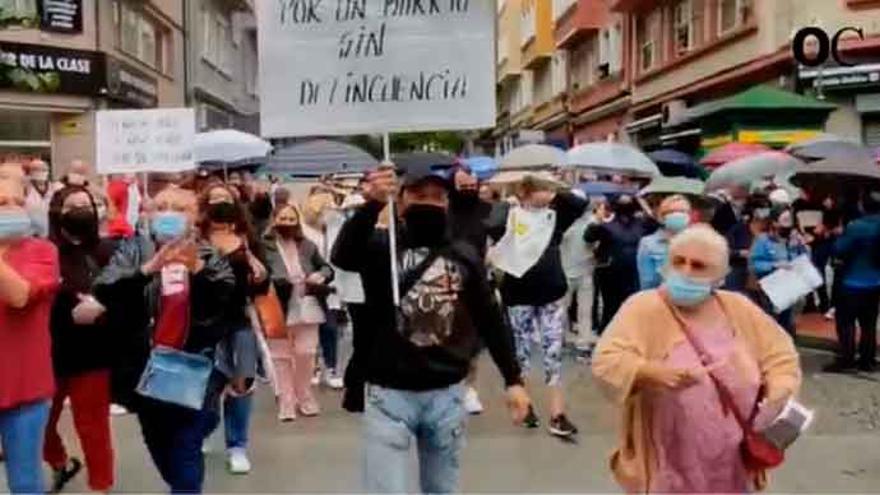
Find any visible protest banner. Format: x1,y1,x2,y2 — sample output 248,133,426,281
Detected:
256,0,496,137
95,108,196,174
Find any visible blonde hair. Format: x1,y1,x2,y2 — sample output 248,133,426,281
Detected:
669,224,730,274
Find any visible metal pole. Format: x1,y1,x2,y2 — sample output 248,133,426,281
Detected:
383,132,401,306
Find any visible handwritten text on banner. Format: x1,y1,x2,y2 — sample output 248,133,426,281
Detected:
95,108,196,174
257,0,496,137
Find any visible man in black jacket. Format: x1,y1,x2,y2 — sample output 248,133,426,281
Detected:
332,163,529,494
446,164,495,415
584,194,646,332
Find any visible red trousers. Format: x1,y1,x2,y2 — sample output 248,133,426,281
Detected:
43,370,115,491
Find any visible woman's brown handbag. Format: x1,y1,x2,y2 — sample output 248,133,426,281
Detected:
253,285,286,339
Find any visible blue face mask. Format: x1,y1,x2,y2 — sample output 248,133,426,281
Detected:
151,212,188,243
663,212,690,233
664,271,715,307
0,211,33,240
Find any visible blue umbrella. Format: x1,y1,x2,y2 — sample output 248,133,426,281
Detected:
576,181,637,197
462,156,498,180
647,149,704,178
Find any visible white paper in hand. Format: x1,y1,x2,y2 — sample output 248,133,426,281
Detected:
489,207,557,278
759,254,823,313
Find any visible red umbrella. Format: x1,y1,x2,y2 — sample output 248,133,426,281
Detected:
700,142,771,169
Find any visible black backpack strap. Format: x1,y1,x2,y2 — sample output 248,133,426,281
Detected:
399,249,443,297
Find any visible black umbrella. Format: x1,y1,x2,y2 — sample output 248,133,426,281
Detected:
647,149,705,179
791,153,880,187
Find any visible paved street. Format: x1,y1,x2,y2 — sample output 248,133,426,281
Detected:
7,345,880,493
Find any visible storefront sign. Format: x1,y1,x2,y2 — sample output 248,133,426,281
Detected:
0,41,103,95
38,0,83,33
95,108,196,174
105,57,158,108
737,129,820,145
812,71,880,90
256,0,496,137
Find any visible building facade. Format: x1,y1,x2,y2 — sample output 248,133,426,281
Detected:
495,0,880,154
184,0,259,134
0,0,186,176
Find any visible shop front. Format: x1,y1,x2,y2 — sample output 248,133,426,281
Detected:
0,40,105,173
799,63,880,146
679,85,835,155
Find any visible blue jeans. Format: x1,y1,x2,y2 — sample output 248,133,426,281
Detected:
319,311,339,370
0,400,50,494
363,383,466,494
137,399,219,494
223,394,253,449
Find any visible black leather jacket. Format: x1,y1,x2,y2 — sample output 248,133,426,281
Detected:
92,236,235,408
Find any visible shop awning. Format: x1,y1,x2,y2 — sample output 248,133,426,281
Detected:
682,85,835,123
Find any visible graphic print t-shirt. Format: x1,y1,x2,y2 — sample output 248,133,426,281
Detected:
397,247,465,348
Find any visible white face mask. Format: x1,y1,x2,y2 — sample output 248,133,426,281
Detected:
31,171,49,182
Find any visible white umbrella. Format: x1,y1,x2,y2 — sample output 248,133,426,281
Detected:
500,144,567,169
566,142,660,177
194,129,272,163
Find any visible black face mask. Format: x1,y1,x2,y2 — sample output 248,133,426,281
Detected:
208,201,238,224
456,187,479,201
778,227,792,238
61,207,96,239
616,201,637,218
275,225,302,241
403,204,448,247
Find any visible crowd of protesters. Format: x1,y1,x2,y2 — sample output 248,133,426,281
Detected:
4,148,880,494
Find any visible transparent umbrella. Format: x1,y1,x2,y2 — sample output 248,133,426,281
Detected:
566,142,660,178
705,152,803,191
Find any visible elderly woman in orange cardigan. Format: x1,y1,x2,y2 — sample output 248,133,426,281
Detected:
592,224,801,493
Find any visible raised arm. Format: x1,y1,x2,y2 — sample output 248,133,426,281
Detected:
0,241,58,309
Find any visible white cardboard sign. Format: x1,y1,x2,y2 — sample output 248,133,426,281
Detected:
256,0,496,138
95,108,196,174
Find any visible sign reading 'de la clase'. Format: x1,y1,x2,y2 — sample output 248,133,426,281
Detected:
256,0,495,138
95,108,196,175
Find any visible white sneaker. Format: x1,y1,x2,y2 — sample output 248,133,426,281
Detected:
110,404,129,416
227,448,252,475
463,387,484,415
824,308,836,320
323,369,344,390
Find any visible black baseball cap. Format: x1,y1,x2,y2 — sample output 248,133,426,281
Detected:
393,152,455,189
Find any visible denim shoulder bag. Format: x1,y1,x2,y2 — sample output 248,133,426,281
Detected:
136,263,214,410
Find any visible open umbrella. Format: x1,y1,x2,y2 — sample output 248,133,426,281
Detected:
700,142,770,168
462,156,498,180
194,129,272,163
485,169,566,189
785,134,871,163
263,139,378,177
790,152,880,186
576,181,637,197
705,151,803,191
566,142,660,178
500,144,567,169
640,176,706,197
647,149,704,178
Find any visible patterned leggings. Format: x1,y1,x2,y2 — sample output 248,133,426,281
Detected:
507,298,567,386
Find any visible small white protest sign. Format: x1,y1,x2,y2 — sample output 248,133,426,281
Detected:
257,0,496,137
95,108,196,174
